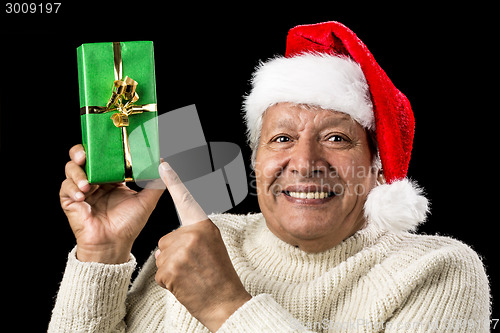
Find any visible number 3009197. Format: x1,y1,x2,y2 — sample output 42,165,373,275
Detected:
5,3,61,14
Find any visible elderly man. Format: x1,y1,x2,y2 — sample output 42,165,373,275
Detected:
49,21,490,332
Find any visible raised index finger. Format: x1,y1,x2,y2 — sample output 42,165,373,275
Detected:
158,162,208,226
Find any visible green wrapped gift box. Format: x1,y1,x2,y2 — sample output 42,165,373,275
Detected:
77,41,160,184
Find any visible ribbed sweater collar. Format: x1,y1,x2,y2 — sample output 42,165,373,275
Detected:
241,214,384,283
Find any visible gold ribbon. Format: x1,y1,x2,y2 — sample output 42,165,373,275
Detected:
81,42,157,182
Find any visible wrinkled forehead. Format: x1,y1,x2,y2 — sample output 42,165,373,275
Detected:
261,103,359,133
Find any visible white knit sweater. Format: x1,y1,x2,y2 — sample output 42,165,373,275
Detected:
48,213,490,332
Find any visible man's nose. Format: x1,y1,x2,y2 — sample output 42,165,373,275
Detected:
287,139,331,178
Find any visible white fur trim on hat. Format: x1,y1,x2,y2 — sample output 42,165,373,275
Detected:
364,178,430,233
244,53,375,136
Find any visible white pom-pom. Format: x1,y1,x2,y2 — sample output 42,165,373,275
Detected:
364,178,429,233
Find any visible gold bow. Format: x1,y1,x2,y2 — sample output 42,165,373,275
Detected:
81,76,157,124
107,76,142,127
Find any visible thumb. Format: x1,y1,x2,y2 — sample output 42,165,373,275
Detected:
135,177,166,214
159,162,208,226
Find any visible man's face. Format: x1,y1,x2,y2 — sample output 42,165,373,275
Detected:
255,103,379,253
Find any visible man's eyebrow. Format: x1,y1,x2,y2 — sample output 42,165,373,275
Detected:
321,114,355,128
270,118,297,130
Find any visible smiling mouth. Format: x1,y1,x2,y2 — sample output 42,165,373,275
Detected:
283,190,335,199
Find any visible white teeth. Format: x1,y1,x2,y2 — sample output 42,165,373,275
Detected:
288,191,331,199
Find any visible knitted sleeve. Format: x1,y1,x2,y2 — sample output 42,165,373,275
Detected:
47,247,136,333
217,294,314,332
383,240,491,333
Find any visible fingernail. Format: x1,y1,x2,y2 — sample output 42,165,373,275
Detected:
74,191,85,201
160,162,171,172
75,150,86,162
155,249,161,259
77,179,89,190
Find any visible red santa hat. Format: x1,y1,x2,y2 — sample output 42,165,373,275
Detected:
244,21,429,233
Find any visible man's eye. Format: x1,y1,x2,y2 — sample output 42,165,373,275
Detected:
328,135,344,142
273,136,291,143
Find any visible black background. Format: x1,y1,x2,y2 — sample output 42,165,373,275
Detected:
0,2,497,331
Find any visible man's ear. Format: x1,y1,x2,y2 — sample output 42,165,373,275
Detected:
376,169,385,186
